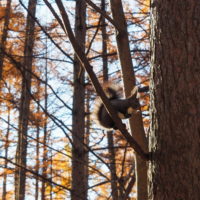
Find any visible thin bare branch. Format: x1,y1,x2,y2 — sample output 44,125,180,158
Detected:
85,0,120,31
19,0,74,63
0,156,71,192
54,0,149,160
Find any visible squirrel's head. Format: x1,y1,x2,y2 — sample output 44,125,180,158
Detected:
128,86,141,112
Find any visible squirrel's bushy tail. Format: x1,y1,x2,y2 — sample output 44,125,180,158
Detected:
92,83,121,129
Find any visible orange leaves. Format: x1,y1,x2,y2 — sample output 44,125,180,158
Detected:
45,148,71,198
0,6,6,20
29,111,48,127
138,0,150,14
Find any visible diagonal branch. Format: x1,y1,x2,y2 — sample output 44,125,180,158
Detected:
85,0,120,31
19,0,74,62
54,0,149,160
43,0,67,34
0,156,71,192
0,46,113,170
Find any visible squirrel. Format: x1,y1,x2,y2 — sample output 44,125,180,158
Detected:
93,84,149,130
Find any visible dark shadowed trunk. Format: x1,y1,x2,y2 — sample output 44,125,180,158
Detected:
71,0,87,199
35,81,41,200
41,27,49,200
15,1,37,200
2,106,11,200
149,1,200,199
101,1,119,198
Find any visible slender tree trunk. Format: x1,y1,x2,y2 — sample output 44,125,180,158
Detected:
109,1,148,199
15,1,37,199
41,103,48,200
35,82,41,200
41,101,48,200
107,131,119,199
101,0,119,198
71,0,87,199
49,143,53,200
2,106,11,200
101,0,108,82
35,121,40,200
0,0,11,82
84,88,90,196
149,1,200,199
41,26,49,200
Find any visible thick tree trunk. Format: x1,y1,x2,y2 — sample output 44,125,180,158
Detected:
15,1,37,200
109,1,148,199
149,1,200,199
71,0,87,199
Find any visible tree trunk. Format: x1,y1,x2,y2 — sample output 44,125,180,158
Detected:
149,1,200,199
84,88,90,197
41,27,49,200
35,82,41,200
101,0,108,82
15,1,37,199
35,119,40,200
107,131,119,199
0,0,11,82
101,0,119,198
2,106,11,200
71,0,87,199
109,1,148,199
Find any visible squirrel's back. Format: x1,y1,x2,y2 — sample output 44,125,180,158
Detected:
92,83,121,129
92,83,149,130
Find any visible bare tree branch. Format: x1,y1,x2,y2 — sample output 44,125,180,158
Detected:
85,0,120,31
0,156,71,192
54,0,149,160
19,0,74,63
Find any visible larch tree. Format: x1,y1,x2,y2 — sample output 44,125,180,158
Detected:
0,0,152,199
41,50,49,200
15,0,37,199
0,0,11,82
1,98,11,200
149,0,200,199
48,0,150,199
101,0,119,198
0,2,12,199
71,0,88,199
0,3,27,198
109,0,148,199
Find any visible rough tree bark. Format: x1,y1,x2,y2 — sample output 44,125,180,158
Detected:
71,0,87,199
101,0,119,198
109,0,148,199
15,1,37,200
149,1,200,199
